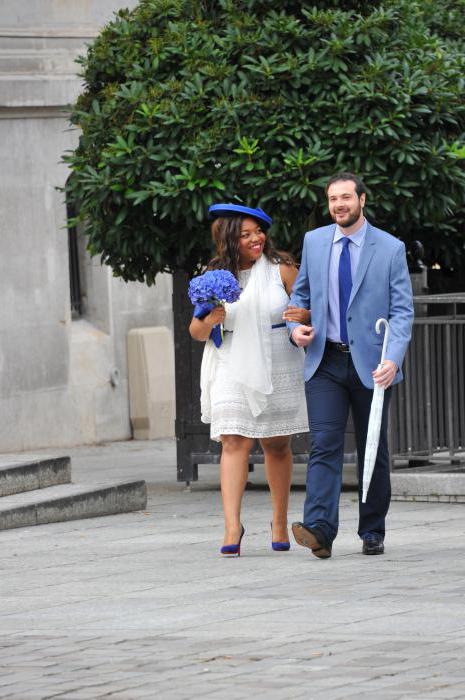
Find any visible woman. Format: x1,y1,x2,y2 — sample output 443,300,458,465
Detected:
189,204,309,556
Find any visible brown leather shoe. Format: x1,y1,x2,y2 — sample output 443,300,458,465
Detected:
291,522,332,558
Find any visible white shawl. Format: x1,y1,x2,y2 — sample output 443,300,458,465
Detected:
200,255,273,422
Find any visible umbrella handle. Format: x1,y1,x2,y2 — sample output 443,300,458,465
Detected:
375,318,390,366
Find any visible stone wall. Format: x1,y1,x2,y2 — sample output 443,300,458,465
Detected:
0,1,174,451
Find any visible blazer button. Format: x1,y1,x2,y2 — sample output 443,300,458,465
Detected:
348,316,352,322
350,340,354,345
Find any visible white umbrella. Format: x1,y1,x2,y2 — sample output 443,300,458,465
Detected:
362,318,390,504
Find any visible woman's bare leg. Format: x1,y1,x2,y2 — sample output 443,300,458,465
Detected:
220,434,254,545
259,436,292,543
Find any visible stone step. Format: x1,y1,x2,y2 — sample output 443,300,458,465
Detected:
0,456,71,497
0,480,147,531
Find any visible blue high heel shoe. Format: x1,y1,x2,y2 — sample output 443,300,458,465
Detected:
271,523,290,552
221,525,245,557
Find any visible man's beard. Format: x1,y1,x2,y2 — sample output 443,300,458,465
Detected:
331,204,362,229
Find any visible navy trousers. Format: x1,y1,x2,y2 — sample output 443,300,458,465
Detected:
304,344,392,543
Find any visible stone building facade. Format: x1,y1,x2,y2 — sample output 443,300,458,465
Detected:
0,1,174,452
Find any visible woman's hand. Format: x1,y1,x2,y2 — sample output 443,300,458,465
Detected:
204,305,226,328
282,306,310,324
189,304,226,342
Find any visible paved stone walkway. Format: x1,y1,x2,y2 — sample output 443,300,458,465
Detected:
1,440,465,699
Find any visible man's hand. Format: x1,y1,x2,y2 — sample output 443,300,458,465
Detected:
291,325,314,347
372,359,397,388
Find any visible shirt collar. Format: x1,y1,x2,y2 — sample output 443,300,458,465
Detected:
333,218,367,247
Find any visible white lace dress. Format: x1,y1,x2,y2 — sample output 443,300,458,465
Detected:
209,262,308,441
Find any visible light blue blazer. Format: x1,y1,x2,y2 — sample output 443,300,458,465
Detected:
288,222,414,389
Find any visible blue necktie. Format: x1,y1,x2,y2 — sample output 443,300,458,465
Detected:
339,237,352,344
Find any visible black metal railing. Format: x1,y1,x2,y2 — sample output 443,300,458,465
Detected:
174,274,465,482
390,293,465,466
173,272,465,482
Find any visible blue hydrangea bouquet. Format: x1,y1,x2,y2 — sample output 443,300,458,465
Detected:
188,270,241,347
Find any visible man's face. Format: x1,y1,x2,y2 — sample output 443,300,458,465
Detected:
327,180,365,229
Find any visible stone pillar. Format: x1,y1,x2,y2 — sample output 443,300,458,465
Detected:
0,1,174,451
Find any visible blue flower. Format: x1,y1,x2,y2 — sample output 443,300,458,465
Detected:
188,270,241,348
188,269,241,306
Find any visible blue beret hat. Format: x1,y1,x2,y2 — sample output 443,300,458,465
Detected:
208,203,272,230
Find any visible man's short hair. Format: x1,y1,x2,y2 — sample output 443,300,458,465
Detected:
325,172,366,198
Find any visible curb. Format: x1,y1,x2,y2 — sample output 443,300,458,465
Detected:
0,456,71,497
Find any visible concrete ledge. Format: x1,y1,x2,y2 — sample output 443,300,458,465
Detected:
392,472,465,502
0,456,71,496
0,74,80,108
392,494,465,503
0,480,147,530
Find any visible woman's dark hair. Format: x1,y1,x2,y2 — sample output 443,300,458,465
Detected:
208,216,294,278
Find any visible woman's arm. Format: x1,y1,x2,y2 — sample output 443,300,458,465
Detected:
189,305,226,342
279,263,311,324
279,262,298,296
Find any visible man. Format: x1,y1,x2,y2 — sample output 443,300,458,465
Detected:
286,172,413,557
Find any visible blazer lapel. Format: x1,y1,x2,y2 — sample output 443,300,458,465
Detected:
320,226,335,311
348,223,376,307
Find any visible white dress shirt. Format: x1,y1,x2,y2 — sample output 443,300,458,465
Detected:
326,219,367,343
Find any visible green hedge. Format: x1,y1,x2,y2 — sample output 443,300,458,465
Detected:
64,0,465,284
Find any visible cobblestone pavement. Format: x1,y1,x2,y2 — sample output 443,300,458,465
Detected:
1,440,465,699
